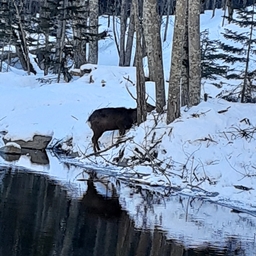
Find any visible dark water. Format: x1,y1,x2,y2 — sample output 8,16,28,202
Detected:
0,167,254,256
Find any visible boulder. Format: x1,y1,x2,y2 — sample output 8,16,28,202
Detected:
3,134,52,150
0,142,21,154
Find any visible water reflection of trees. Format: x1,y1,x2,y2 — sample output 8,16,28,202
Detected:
0,168,247,256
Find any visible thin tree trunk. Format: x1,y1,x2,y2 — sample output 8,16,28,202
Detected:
188,0,201,106
181,5,189,107
119,0,128,66
88,0,99,64
12,0,31,75
124,2,135,66
112,15,120,56
166,0,187,124
41,0,50,75
57,0,68,82
163,0,171,42
134,0,147,124
241,2,255,103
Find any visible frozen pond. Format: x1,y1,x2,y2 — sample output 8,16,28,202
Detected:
0,151,255,255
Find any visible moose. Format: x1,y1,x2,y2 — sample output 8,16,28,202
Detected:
87,104,155,152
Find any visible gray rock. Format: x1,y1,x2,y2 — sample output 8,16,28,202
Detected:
0,142,22,154
3,134,52,150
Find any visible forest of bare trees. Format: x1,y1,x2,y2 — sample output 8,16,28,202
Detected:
0,0,255,125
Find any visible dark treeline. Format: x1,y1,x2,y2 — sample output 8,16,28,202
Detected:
21,0,256,16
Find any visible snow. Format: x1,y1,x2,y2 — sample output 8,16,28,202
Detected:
0,9,256,253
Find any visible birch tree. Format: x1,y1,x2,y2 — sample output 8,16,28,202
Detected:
88,0,99,64
143,0,166,113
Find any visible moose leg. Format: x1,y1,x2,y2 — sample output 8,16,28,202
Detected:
116,121,126,136
92,131,103,152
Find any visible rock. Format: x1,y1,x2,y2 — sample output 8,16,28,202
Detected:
70,64,97,77
70,69,83,77
3,134,52,150
22,149,49,165
0,142,21,154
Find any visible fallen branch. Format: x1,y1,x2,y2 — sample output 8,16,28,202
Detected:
82,136,133,158
218,106,231,114
191,109,211,118
234,185,254,191
194,135,218,145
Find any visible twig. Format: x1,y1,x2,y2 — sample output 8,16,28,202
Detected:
71,115,78,121
191,109,211,118
123,76,135,86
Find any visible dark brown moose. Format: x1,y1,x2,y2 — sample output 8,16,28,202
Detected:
87,104,155,152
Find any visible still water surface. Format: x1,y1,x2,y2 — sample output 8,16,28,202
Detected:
0,166,255,256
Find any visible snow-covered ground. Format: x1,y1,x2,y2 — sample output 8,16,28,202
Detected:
0,9,256,253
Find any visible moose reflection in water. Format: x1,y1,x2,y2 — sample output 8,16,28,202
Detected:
0,167,251,256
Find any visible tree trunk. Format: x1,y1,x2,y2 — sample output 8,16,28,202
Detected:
166,0,187,124
241,2,255,103
133,0,147,124
40,0,51,75
163,0,171,42
181,5,189,107
143,0,166,113
73,0,88,68
88,0,99,64
124,2,135,66
56,0,68,82
119,0,128,66
188,0,201,106
12,0,34,75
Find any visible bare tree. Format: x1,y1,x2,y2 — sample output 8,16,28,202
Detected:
166,0,187,124
73,0,89,68
143,0,166,113
181,6,189,107
133,0,147,124
119,0,128,66
56,0,68,82
241,2,255,103
123,3,135,67
88,0,99,64
167,0,201,124
12,0,35,75
188,0,201,107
